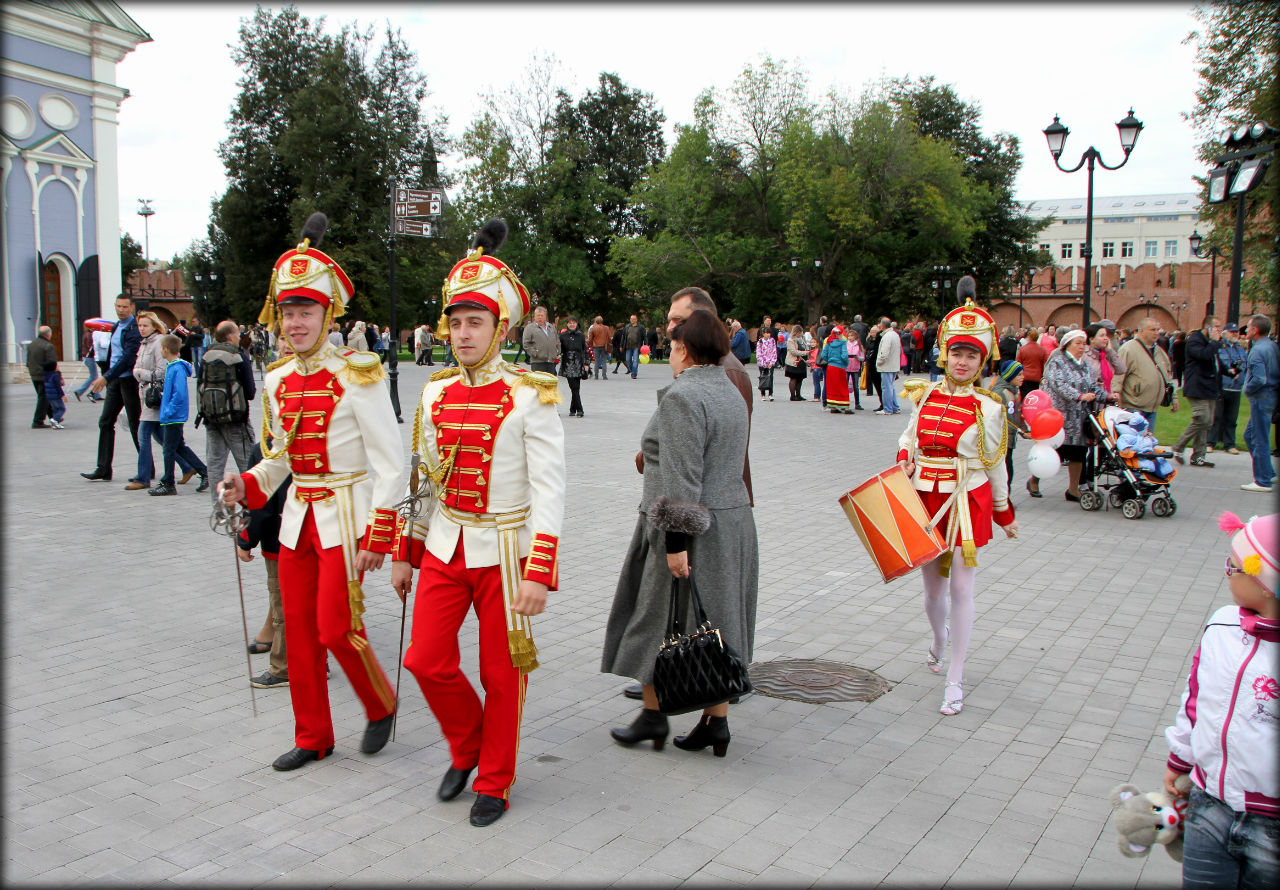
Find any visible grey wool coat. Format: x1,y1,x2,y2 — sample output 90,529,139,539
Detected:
601,364,759,684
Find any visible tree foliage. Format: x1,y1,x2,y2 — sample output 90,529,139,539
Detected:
120,233,145,280
1185,1,1280,309
208,7,449,325
609,58,1040,324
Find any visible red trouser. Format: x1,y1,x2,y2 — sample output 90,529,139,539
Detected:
278,508,396,752
404,538,528,802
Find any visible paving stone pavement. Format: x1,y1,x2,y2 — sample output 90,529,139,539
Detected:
4,363,1274,887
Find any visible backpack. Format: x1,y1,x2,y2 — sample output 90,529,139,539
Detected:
197,354,249,426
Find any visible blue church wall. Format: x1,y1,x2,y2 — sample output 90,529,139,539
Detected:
3,76,95,154
1,33,93,81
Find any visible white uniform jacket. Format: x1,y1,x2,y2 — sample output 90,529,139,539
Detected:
896,379,1011,508
242,342,404,554
396,357,565,589
1166,605,1280,817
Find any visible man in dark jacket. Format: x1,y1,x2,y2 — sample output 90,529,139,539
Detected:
82,295,143,481
1172,315,1223,468
27,325,58,428
200,319,258,504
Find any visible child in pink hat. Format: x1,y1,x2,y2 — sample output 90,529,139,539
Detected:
1164,512,1278,887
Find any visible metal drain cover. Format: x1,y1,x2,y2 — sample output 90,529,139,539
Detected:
748,659,891,703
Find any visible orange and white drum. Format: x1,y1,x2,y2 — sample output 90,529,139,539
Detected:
840,467,947,583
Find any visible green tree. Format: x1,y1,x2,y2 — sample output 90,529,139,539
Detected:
120,233,145,281
1185,1,1279,311
212,8,447,325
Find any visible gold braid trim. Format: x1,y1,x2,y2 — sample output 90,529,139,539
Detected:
507,629,539,674
511,372,563,405
972,399,1008,469
339,360,386,386
259,390,303,460
266,354,293,372
430,366,462,382
348,579,366,632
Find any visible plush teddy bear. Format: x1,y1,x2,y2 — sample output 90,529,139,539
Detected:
1109,773,1192,861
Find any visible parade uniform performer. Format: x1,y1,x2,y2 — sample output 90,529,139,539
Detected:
219,213,402,771
392,219,565,828
896,295,1018,716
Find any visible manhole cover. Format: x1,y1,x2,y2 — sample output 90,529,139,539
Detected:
748,659,891,703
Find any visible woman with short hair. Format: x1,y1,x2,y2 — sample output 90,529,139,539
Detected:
603,309,758,756
558,317,587,417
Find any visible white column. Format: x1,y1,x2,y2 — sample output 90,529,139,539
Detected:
90,86,127,313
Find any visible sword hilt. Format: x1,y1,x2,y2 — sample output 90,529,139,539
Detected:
211,500,250,536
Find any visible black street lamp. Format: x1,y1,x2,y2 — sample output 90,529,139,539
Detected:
1095,284,1117,319
193,270,217,324
1188,229,1223,317
1169,299,1188,330
1043,109,1143,327
931,264,954,307
790,256,822,322
1204,121,1276,325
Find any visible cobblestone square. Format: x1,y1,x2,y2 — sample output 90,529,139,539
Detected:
4,363,1269,885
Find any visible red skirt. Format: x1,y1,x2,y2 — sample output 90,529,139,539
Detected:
918,484,994,548
825,366,849,407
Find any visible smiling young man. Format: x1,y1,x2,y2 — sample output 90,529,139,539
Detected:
219,213,403,772
391,219,565,828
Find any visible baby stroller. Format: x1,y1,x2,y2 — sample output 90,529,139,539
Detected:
1078,406,1178,519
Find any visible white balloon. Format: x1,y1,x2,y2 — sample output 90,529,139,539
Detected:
1046,428,1065,449
1027,442,1062,479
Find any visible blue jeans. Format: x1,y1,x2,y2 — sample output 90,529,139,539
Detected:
1182,785,1280,890
1137,409,1159,436
74,354,99,397
811,365,824,402
626,348,639,377
137,419,192,484
880,372,899,413
48,397,66,422
160,423,206,487
1244,390,1277,486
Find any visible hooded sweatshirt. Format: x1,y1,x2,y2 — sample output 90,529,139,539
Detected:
159,358,195,424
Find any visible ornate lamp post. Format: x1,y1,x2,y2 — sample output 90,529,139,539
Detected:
1169,299,1188,330
1043,109,1143,326
1188,229,1223,317
137,198,155,267
1203,121,1277,325
1095,284,1118,319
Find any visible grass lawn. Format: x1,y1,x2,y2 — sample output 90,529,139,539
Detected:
1152,396,1251,449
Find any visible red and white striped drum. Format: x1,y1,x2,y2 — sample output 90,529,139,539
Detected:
840,466,947,583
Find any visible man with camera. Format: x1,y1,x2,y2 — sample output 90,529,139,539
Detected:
1112,316,1178,435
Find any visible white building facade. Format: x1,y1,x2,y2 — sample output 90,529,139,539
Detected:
1,0,149,364
1023,192,1204,292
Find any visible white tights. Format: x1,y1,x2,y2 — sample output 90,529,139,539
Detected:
921,552,976,687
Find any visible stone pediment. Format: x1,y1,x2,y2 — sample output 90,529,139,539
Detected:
22,131,93,168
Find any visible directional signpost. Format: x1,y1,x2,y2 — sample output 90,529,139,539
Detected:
387,182,444,422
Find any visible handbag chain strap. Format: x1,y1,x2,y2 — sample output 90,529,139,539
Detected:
665,574,712,640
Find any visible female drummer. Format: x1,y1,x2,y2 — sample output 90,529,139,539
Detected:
896,295,1019,716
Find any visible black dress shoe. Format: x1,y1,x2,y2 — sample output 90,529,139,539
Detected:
196,475,210,493
1190,457,1215,468
469,794,507,827
360,711,395,754
81,469,111,481
623,683,644,700
673,714,730,757
1064,491,1081,502
272,745,333,771
438,766,474,801
610,708,668,750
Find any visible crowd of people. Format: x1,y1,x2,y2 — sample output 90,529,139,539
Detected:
23,236,1279,879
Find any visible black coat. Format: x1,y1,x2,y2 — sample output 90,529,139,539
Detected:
559,329,586,378
1181,330,1222,400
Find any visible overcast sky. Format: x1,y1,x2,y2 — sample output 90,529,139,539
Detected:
114,2,1207,263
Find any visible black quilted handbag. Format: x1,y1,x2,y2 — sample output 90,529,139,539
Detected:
652,574,752,716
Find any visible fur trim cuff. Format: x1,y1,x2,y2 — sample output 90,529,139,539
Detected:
649,497,711,534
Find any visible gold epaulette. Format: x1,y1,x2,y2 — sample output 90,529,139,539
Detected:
511,369,562,405
266,354,293,372
339,350,386,385
973,385,1000,402
430,367,462,382
901,378,930,405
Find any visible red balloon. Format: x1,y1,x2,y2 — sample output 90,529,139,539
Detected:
1030,408,1064,440
640,345,651,355
1022,389,1052,422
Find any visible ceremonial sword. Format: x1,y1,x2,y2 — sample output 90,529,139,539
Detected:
211,496,258,718
389,448,437,741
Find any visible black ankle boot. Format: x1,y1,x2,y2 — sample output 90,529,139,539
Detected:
610,708,668,750
673,714,730,757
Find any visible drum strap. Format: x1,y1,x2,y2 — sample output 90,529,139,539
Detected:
929,462,979,577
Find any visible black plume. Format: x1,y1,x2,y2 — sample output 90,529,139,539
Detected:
470,218,507,255
299,212,327,248
957,275,976,301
